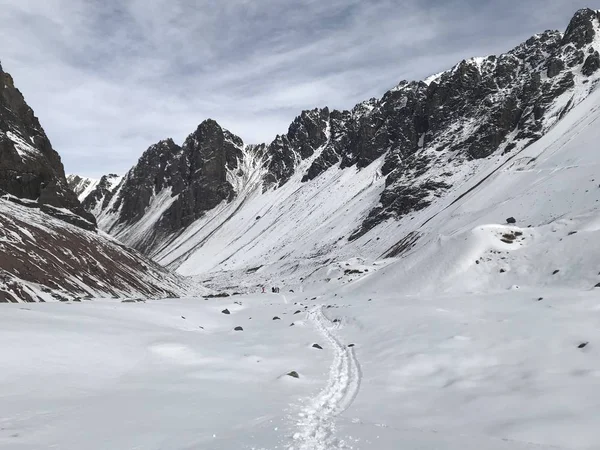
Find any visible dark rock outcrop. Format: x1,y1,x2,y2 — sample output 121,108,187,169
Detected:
562,8,599,48
0,63,194,302
0,63,95,229
81,174,121,212
84,9,600,252
101,120,244,252
582,51,600,76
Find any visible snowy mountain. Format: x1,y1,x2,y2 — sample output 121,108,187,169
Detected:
66,174,99,201
68,173,123,217
3,8,600,450
0,64,195,302
84,8,600,282
0,64,96,228
0,196,192,302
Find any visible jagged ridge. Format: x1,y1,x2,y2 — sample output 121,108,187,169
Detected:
81,8,600,257
0,62,198,301
0,64,96,229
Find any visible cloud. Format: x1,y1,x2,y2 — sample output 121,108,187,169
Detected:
0,0,591,177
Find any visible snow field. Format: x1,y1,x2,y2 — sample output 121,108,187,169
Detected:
3,286,597,449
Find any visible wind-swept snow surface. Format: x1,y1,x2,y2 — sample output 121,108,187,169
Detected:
290,306,362,450
1,289,597,449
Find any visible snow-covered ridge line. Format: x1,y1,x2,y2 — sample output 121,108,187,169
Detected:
69,9,600,290
67,174,99,202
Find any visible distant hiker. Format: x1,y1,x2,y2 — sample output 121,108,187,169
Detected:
271,287,275,293
261,286,265,293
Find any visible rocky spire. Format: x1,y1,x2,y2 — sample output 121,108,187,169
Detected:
0,63,96,229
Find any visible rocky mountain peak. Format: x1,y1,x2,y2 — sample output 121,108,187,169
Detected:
0,64,95,229
562,8,599,48
183,118,244,173
91,119,246,252
287,107,330,158
82,8,600,255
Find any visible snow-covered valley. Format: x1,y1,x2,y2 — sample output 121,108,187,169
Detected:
2,286,598,450
3,85,600,448
2,7,600,450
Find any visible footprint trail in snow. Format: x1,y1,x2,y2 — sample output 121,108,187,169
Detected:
289,305,362,450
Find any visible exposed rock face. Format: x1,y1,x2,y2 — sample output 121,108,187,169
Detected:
582,51,600,76
0,63,193,302
0,63,95,229
67,174,97,200
263,108,330,186
83,9,600,253
80,174,122,214
562,8,599,48
97,120,244,252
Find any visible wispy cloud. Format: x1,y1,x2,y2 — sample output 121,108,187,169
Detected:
0,0,591,177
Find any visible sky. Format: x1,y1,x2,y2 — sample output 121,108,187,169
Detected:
0,0,595,178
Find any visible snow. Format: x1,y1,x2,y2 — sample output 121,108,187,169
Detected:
105,174,122,191
3,82,600,445
155,157,385,275
423,71,444,85
108,187,179,250
4,16,600,450
5,130,37,158
1,286,597,449
76,177,99,202
291,306,361,450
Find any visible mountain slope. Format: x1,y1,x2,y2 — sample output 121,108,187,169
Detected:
0,196,192,302
3,9,600,450
0,63,195,302
0,63,96,228
67,174,99,201
352,72,600,296
94,122,245,253
83,9,600,283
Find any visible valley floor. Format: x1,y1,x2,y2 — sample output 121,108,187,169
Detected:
1,286,598,450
